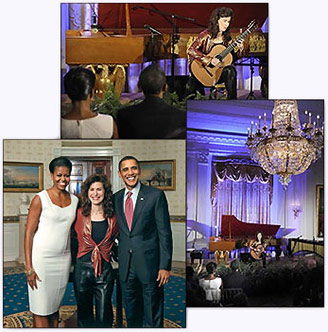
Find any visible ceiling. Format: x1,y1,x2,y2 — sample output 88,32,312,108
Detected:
187,99,324,157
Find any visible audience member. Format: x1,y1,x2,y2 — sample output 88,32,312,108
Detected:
198,262,223,304
61,67,118,138
117,64,186,139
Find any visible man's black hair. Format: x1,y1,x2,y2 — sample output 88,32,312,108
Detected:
138,64,166,96
118,156,140,171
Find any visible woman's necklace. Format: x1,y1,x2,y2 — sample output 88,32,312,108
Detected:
91,206,105,221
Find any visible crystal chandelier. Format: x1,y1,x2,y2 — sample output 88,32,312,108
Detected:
246,100,324,189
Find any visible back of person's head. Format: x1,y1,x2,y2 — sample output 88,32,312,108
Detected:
205,262,217,275
138,64,166,96
64,67,96,102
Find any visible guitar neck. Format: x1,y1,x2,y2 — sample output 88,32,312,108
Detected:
217,26,254,60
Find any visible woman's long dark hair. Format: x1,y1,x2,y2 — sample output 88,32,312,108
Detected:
255,231,264,244
208,7,233,41
81,174,114,218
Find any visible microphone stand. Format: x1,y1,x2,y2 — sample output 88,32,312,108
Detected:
150,30,156,63
144,25,162,63
247,55,256,100
133,6,195,86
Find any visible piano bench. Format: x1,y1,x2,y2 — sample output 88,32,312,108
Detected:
190,250,203,264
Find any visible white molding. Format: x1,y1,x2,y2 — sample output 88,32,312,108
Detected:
53,145,122,193
55,146,114,158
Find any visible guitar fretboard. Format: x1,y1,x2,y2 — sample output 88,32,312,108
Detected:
216,22,256,61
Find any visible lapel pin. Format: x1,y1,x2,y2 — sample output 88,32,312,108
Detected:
140,197,144,201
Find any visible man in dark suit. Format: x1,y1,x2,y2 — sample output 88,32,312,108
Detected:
114,155,173,328
117,64,186,139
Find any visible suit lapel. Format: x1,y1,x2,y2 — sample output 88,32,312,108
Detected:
130,185,147,232
116,189,130,233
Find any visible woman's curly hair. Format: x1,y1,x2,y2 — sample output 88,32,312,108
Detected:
81,174,114,218
208,7,233,41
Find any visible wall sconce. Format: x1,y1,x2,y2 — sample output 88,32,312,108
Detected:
292,205,302,219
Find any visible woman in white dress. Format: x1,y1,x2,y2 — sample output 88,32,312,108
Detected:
199,262,223,304
24,157,79,327
61,67,119,139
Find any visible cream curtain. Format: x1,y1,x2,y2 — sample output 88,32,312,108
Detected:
211,162,272,235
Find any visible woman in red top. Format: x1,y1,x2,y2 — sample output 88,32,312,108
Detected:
72,174,119,327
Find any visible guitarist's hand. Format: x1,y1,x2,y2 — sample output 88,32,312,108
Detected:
236,40,244,52
211,58,224,68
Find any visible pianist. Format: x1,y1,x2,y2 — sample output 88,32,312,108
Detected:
117,64,186,139
186,7,244,99
61,67,119,139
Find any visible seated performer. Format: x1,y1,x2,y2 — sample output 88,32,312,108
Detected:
186,7,244,99
117,64,186,139
199,262,223,304
249,231,266,267
61,67,119,139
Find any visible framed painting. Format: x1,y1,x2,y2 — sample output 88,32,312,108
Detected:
3,162,43,192
139,160,176,191
316,185,324,237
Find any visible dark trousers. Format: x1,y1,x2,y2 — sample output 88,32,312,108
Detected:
73,260,114,328
185,65,237,99
121,261,164,328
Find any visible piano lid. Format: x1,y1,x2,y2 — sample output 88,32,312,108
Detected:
98,3,268,31
221,215,280,238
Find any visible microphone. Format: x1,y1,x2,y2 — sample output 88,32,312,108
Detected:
89,3,98,31
144,24,162,35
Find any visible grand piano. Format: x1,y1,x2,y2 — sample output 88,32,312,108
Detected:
209,215,280,252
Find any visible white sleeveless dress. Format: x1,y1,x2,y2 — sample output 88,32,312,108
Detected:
28,190,79,315
199,277,222,302
61,114,114,138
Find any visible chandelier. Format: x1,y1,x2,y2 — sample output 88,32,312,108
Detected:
246,100,324,189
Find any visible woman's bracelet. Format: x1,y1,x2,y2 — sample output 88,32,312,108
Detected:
24,267,35,276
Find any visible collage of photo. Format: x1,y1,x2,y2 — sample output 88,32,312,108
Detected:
1,2,325,331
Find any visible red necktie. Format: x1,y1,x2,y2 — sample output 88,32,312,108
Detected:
125,191,133,231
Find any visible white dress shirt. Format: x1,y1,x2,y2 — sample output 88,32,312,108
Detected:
123,181,141,212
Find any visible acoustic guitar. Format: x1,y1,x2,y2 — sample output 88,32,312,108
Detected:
250,243,265,260
190,20,258,87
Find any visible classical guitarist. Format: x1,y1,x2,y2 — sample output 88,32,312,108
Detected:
186,7,245,99
249,232,266,267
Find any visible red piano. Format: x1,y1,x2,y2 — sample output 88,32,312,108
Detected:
209,215,280,252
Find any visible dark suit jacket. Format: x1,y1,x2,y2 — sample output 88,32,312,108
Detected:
117,95,186,139
114,184,173,284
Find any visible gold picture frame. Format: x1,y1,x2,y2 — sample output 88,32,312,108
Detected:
3,162,44,193
139,160,176,191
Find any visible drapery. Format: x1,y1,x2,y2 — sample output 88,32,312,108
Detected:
211,161,272,236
